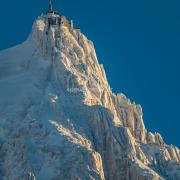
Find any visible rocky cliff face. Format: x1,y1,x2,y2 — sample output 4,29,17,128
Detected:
0,12,179,180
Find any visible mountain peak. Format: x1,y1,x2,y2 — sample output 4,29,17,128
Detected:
0,5,179,180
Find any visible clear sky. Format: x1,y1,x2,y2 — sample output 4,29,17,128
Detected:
0,0,179,147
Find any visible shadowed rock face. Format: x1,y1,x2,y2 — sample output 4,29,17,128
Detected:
0,12,179,180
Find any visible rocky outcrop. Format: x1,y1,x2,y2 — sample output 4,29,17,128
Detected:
114,93,147,143
0,12,179,180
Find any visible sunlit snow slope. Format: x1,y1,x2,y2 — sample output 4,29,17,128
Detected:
0,11,179,180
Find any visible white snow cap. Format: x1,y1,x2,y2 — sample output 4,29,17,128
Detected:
0,5,179,179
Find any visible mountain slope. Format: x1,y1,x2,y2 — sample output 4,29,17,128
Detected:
0,12,179,180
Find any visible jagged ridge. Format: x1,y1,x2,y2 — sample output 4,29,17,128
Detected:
0,8,179,180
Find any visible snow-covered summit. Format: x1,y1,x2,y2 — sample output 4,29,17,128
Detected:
0,3,179,180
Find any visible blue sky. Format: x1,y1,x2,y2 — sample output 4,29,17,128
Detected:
0,0,179,147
